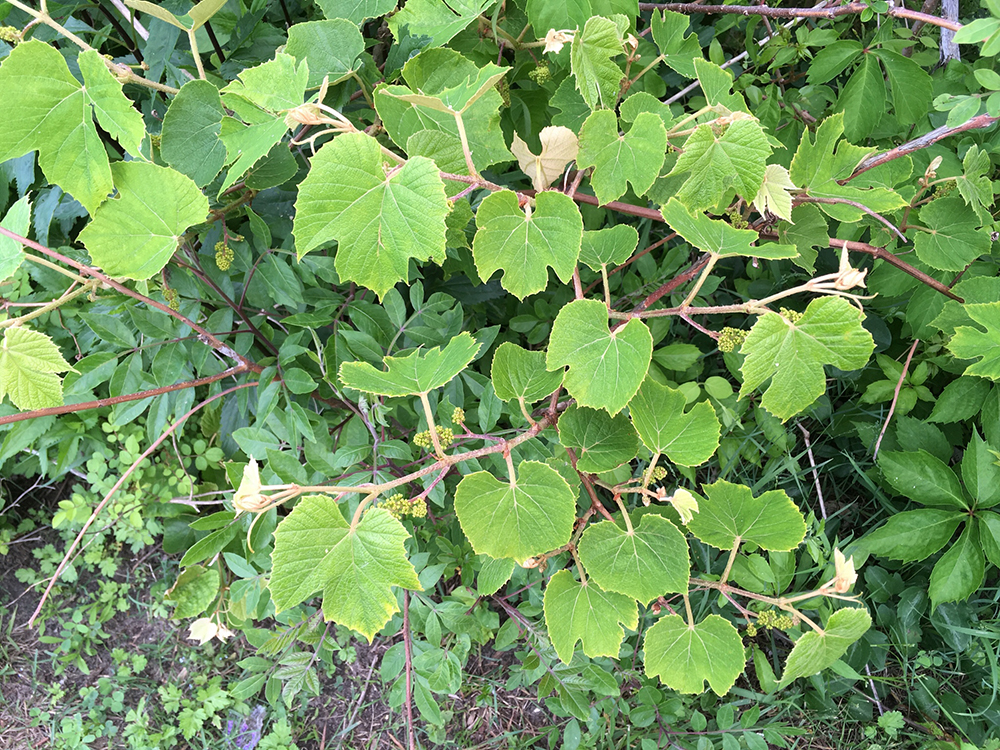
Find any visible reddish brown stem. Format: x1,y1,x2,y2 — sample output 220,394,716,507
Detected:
827,238,963,302
634,254,712,313
873,339,920,459
523,189,666,223
403,591,416,750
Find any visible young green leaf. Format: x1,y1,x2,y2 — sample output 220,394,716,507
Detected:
491,343,564,404
78,162,210,280
862,509,965,562
270,496,422,642
571,15,628,110
928,524,985,610
660,198,796,259
578,225,639,271
912,197,991,271
949,302,1000,379
548,300,652,415
878,450,969,509
0,327,75,410
472,190,583,299
779,608,871,687
317,0,396,25
650,10,701,78
871,49,933,127
961,430,1000,508
628,377,720,467
165,566,221,619
386,0,494,46
836,55,885,142
686,479,806,551
221,52,309,113
160,80,228,188
577,110,667,205
293,132,449,298
740,297,875,421
578,513,689,603
777,204,829,273
477,556,515,596
286,20,365,88
454,461,577,561
753,164,797,222
544,570,638,664
558,404,640,473
0,194,30,281
339,332,481,396
643,614,745,695
954,146,995,223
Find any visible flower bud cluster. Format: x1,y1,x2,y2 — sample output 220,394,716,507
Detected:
745,608,794,637
215,241,234,271
717,327,749,353
381,493,428,520
413,425,454,451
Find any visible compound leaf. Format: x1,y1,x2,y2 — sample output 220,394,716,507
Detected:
686,479,806,551
472,190,583,299
863,509,964,562
740,296,875,421
628,377,720,466
578,513,689,604
0,326,75,410
878,450,968,509
558,404,640,473
929,524,985,609
544,570,638,664
339,332,481,396
455,461,576,562
293,132,449,298
779,608,872,687
79,162,210,280
644,614,744,695
660,198,796,259
577,110,666,205
949,302,1000,379
270,496,422,642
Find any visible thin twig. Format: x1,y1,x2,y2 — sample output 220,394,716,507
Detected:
873,339,919,460
794,196,907,243
403,591,416,750
797,423,827,519
826,237,963,302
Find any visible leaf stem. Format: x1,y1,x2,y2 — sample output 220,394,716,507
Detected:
0,280,98,331
720,538,741,584
418,391,446,458
614,495,634,534
679,252,719,309
453,111,480,180
682,590,694,628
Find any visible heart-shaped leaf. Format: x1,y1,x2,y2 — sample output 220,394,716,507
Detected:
686,479,806,551
644,614,745,695
544,570,638,664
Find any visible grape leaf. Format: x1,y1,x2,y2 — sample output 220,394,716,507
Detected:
511,126,580,193
454,461,576,561
548,300,652,415
578,513,689,603
660,199,796,259
949,302,1000,380
577,110,667,205
650,10,701,78
628,377,720,466
558,404,640,473
667,118,771,212
0,326,75,410
491,342,564,403
753,164,797,222
0,41,146,214
579,225,639,271
270,496,422,642
78,162,210,280
571,15,627,110
789,113,907,222
293,132,449,298
954,145,994,223
694,58,749,114
643,614,745,695
544,570,638,664
317,0,395,25
387,0,494,46
286,19,365,88
125,0,226,30
740,296,875,421
219,118,291,194
779,608,872,687
165,566,220,619
527,0,639,37
777,204,829,273
686,479,806,551
383,63,508,115
221,52,308,113
472,190,583,300
0,194,30,281
339,332,481,396
913,197,991,272
160,80,228,188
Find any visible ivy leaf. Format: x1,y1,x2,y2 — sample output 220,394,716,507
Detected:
286,19,365,88
789,113,907,222
686,479,806,551
316,0,396,25
547,299,652,415
0,194,30,281
660,199,796,259
293,132,449,298
544,570,638,664
387,0,494,47
753,164,797,222
668,119,771,212
571,15,628,110
863,509,964,562
472,190,583,299
270,497,422,642
0,327,75,410
643,614,745,695
454,461,576,562
740,296,875,421
650,10,701,78
558,404,640,473
577,110,667,205
628,377,720,467
878,450,968,509
339,332,480,396
160,80,228,188
579,225,639,271
511,126,580,193
491,342,565,404
913,197,991,272
0,42,146,214
79,162,210,280
778,608,872,687
949,302,1000,379
578,513,689,603
954,145,994,223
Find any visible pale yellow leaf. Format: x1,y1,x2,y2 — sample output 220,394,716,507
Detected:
187,617,218,645
511,126,579,192
753,164,797,222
